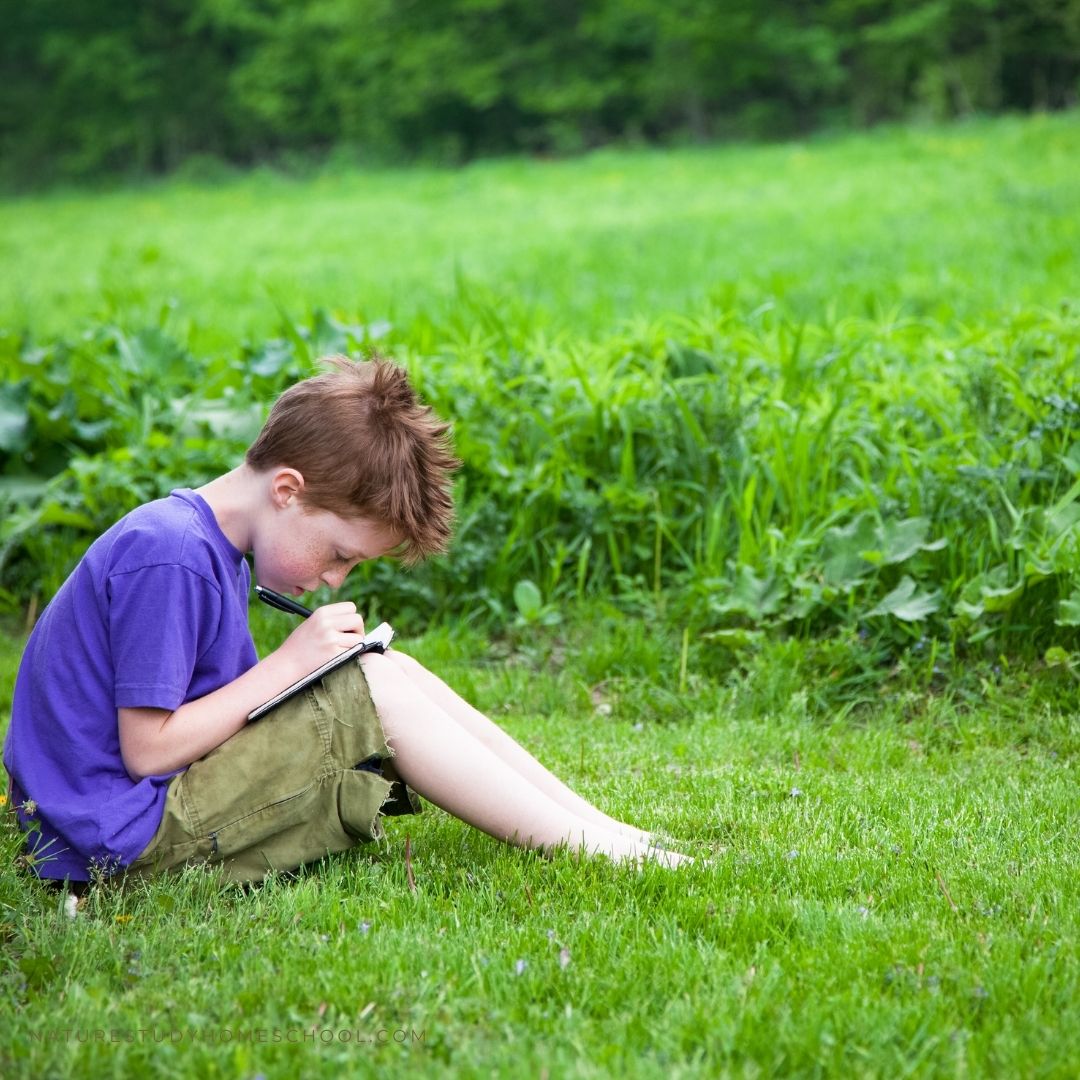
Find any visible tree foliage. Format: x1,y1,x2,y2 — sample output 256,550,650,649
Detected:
2,0,1079,183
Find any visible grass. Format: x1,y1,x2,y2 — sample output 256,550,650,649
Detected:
2,615,1079,1077
1,112,1078,354
3,110,1080,1076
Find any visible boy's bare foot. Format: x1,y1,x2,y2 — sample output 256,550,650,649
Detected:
645,846,694,869
615,845,694,870
540,836,693,868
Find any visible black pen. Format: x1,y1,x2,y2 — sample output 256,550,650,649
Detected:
254,585,314,619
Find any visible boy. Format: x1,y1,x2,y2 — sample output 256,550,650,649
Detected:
4,355,689,885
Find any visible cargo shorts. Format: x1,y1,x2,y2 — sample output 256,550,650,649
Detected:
123,656,421,884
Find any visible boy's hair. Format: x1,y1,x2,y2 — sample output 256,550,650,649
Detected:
245,354,460,565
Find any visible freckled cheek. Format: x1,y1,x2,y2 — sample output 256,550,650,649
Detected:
285,539,327,581
263,538,324,587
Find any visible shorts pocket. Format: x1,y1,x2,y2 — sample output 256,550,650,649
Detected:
337,768,396,843
199,783,317,858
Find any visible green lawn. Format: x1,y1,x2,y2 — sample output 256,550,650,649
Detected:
2,618,1079,1077
2,112,1078,354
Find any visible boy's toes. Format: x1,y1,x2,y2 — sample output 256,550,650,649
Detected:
634,847,694,870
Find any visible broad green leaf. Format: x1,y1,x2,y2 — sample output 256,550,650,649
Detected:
1024,556,1055,580
71,417,113,441
513,580,543,620
0,384,29,452
37,504,96,530
1047,501,1080,540
248,339,295,377
822,513,877,588
712,565,787,620
1055,587,1080,627
183,401,263,442
1063,442,1080,477
1049,476,1080,518
980,578,1025,613
867,576,941,621
864,517,947,566
958,565,1023,615
786,575,836,619
702,628,764,649
877,517,930,564
953,598,985,621
0,475,48,501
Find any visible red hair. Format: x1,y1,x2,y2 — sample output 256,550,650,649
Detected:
245,355,460,564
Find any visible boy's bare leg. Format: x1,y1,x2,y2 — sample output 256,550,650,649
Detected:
382,649,662,847
359,653,690,867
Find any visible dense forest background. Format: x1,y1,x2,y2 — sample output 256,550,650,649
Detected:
2,0,1079,186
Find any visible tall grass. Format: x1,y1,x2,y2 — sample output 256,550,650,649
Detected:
3,298,1078,670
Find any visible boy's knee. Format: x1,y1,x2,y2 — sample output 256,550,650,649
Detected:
359,652,422,716
385,649,431,684
359,650,397,689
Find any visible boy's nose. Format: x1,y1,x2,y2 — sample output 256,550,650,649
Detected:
321,567,347,590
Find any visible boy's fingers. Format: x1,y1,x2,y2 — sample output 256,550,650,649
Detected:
312,603,364,636
317,601,357,615
312,604,362,626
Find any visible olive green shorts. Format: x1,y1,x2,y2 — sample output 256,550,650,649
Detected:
123,657,421,884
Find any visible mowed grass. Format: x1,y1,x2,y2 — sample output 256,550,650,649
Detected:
2,618,1079,1078
1,111,1078,354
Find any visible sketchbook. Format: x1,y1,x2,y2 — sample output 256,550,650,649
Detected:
247,622,394,722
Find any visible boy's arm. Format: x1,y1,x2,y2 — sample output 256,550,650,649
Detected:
118,602,365,781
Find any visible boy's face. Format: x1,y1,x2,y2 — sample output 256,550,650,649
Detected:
255,501,402,597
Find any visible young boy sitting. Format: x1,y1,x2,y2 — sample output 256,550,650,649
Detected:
3,355,690,886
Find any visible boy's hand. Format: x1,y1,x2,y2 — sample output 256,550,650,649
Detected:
120,602,367,780
274,602,366,677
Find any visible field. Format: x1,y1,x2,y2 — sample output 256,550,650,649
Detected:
3,114,1079,352
2,112,1080,1077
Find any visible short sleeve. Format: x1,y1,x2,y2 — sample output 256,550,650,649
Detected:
108,564,223,711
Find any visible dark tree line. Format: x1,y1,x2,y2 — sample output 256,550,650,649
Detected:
2,0,1078,185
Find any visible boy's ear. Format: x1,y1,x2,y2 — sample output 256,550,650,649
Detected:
269,468,305,509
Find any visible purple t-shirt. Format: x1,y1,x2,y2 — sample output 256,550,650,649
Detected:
2,489,258,880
